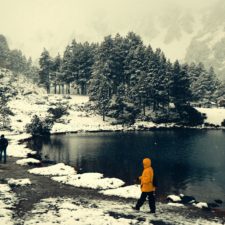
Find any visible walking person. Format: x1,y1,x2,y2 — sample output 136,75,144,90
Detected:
0,134,8,163
133,158,156,213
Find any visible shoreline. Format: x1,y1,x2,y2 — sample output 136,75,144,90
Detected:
1,131,224,224
1,157,225,225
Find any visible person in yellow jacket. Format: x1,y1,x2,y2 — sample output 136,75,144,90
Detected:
134,158,156,213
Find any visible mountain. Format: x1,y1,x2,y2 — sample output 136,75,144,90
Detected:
185,0,225,81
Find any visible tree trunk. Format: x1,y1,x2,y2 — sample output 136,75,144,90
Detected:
103,111,105,121
54,83,57,94
46,85,50,94
143,102,146,116
59,85,61,94
67,83,70,94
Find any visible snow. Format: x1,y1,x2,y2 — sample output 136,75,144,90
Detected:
193,202,208,209
7,142,34,158
52,173,125,190
7,178,32,186
23,197,223,225
167,195,182,202
167,203,185,207
16,158,41,166
0,184,17,225
28,163,76,176
196,107,225,126
100,185,141,199
24,198,141,225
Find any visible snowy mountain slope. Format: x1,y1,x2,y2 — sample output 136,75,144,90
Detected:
185,1,225,80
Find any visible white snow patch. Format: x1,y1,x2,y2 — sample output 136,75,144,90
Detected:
8,178,32,186
167,195,182,202
167,203,185,207
196,107,225,126
52,173,125,190
16,158,41,166
7,142,34,158
100,185,141,199
28,163,76,176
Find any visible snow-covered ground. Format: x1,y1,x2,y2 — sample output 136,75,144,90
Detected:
23,197,223,225
0,184,17,225
1,68,224,134
196,107,225,126
7,178,32,187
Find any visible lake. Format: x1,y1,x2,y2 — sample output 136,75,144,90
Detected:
28,129,225,203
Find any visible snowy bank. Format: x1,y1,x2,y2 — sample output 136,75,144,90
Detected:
100,185,141,199
52,173,125,190
28,163,76,176
16,158,41,166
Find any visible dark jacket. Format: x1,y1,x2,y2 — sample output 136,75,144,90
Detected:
0,137,8,150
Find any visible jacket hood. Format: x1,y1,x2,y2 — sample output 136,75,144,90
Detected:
143,158,151,168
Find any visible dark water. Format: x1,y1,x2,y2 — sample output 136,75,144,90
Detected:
28,130,225,202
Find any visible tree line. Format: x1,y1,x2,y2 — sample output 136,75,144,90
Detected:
38,32,224,124
0,34,38,81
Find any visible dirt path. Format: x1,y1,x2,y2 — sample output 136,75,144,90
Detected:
0,157,224,224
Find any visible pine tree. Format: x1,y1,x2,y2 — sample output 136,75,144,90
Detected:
51,54,62,94
123,32,146,102
170,61,191,106
0,35,10,68
39,49,52,93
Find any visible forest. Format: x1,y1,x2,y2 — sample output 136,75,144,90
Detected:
1,32,225,125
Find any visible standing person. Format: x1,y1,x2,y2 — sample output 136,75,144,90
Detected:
133,158,156,213
0,134,8,163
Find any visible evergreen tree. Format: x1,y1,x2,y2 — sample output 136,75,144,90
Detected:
170,61,191,106
0,35,10,68
51,54,62,94
39,49,52,93
123,32,146,101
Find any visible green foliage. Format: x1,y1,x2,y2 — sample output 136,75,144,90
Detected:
25,115,53,136
39,49,52,93
150,109,180,124
176,105,206,126
0,34,38,80
47,103,69,121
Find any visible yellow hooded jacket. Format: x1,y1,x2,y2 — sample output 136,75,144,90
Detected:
139,158,156,192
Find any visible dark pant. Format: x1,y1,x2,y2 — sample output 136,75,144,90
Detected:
0,148,7,163
135,192,156,213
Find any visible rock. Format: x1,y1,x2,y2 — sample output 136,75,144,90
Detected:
207,203,220,208
23,91,33,96
180,195,196,204
214,199,223,204
35,100,46,105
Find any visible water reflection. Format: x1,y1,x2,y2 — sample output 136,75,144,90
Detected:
27,130,225,202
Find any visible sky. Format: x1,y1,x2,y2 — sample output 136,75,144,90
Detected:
0,0,219,62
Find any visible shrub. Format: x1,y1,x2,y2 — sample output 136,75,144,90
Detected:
221,119,225,127
26,115,53,136
150,109,180,124
47,103,69,122
176,105,206,126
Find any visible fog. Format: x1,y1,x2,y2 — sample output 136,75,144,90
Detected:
0,0,220,61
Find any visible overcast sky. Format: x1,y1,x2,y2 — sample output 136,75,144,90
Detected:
0,0,219,61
